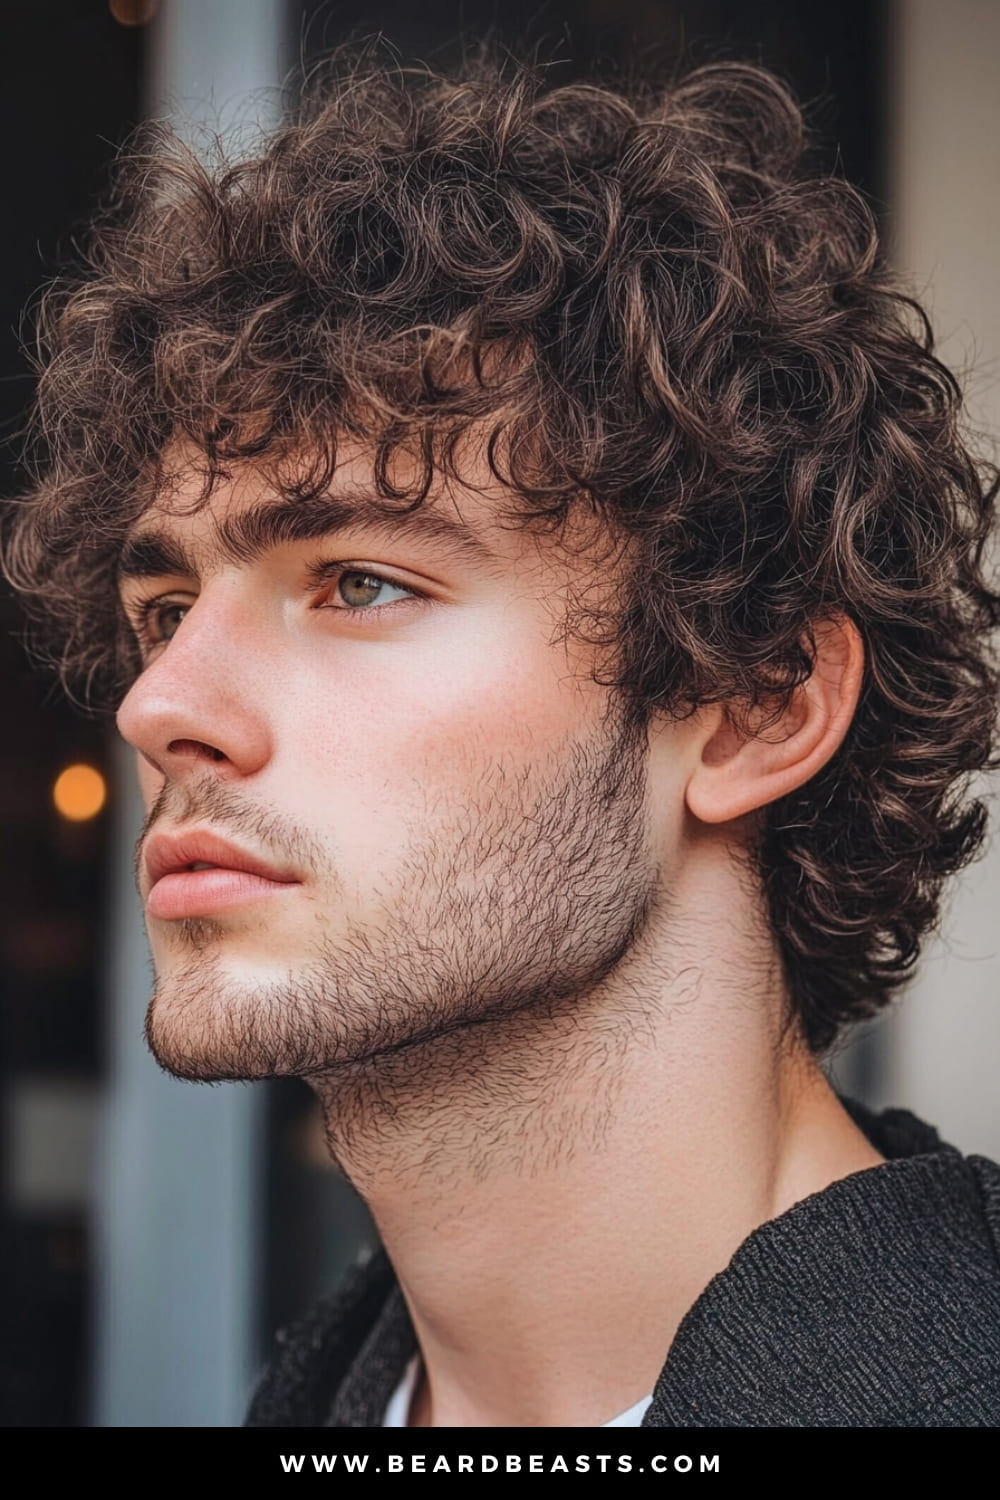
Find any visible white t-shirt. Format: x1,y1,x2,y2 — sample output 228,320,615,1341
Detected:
383,1357,653,1427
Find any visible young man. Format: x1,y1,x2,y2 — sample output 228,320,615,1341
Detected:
6,55,1000,1427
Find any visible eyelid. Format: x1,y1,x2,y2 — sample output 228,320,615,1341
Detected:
305,559,421,592
122,586,191,621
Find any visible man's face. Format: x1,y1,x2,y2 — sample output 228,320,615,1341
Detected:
116,442,689,1084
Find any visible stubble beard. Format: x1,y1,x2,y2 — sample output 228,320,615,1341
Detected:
143,707,659,1129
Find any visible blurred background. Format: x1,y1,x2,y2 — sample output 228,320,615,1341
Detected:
0,0,996,1428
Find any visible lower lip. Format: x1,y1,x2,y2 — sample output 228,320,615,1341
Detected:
147,869,300,920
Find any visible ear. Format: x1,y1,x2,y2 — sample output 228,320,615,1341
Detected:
684,617,865,826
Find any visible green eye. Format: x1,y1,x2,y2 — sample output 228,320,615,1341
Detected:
336,572,410,608
155,602,189,640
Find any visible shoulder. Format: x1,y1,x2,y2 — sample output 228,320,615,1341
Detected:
647,1114,1000,1427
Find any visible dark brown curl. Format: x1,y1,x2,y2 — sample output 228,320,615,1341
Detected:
5,52,999,1051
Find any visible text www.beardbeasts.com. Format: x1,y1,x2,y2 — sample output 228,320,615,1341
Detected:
279,1453,720,1474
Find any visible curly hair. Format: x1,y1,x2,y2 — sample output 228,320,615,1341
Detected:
5,52,999,1051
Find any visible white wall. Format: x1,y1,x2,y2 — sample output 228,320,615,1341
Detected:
869,0,1000,1156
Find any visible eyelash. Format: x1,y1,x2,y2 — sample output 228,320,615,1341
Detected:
310,563,424,620
127,564,423,652
129,596,190,651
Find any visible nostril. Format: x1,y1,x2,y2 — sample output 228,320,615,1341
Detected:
167,738,228,764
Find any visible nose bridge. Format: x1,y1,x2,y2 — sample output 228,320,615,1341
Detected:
117,574,273,772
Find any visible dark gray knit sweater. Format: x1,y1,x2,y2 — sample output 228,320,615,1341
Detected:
246,1106,1000,1426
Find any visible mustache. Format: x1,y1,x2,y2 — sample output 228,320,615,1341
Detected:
134,775,328,887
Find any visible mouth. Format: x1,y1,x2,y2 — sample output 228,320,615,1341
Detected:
144,828,301,921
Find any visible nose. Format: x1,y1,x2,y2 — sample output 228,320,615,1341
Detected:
116,585,274,785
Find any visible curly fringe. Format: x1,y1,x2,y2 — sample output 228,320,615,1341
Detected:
5,50,999,1050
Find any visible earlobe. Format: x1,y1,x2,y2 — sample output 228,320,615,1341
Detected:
685,617,865,826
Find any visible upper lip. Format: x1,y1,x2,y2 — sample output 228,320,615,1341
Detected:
144,829,301,891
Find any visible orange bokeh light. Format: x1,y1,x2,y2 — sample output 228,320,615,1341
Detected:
52,764,108,822
108,0,158,26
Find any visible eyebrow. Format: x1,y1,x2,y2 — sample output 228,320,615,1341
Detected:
117,490,497,582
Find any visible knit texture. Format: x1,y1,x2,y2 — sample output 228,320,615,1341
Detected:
245,1105,1000,1427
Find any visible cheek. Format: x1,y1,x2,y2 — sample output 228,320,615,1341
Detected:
289,613,601,788
135,752,166,813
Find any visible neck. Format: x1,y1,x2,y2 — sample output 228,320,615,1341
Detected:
308,841,882,1427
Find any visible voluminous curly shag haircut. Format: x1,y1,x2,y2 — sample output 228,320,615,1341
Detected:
5,52,999,1052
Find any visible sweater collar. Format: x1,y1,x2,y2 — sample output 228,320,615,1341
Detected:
249,1105,999,1427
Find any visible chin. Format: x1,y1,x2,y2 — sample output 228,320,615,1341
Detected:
142,943,400,1082
143,996,271,1082
143,952,311,1081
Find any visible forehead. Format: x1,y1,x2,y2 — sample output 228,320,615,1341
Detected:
119,436,619,586
120,438,515,578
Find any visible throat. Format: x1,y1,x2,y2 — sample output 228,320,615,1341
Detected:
309,1003,881,1429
